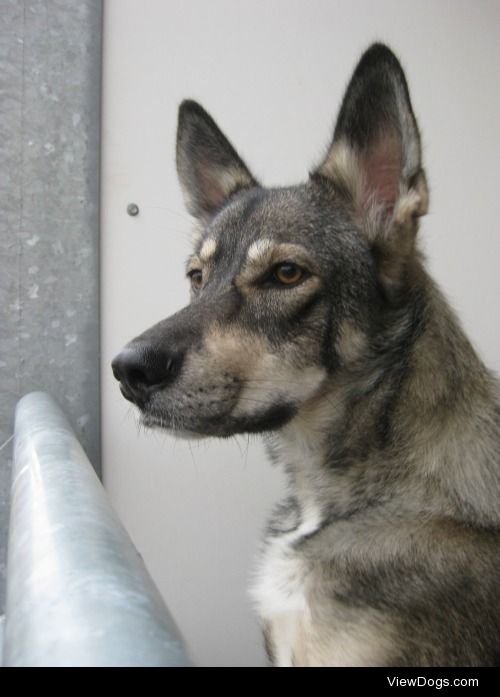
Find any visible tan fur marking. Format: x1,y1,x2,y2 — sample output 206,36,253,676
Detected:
203,326,267,375
199,237,217,262
186,255,204,278
263,582,398,666
393,170,429,224
233,355,326,420
202,326,327,421
318,140,365,208
335,320,368,366
247,238,274,264
216,165,254,198
306,615,398,667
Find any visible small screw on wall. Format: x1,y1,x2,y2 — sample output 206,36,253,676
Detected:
127,203,139,217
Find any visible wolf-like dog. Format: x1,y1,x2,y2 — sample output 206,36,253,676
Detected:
112,44,500,666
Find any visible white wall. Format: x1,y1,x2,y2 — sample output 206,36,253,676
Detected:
101,0,500,667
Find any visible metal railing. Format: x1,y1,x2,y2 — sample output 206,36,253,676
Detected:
2,392,192,667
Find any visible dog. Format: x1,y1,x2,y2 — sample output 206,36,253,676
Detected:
112,44,500,666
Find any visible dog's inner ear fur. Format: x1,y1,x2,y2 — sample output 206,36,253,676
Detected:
313,44,429,293
176,100,259,221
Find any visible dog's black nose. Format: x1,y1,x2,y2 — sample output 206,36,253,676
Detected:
111,343,182,406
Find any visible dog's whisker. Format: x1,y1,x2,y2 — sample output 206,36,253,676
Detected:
186,441,197,468
232,436,244,460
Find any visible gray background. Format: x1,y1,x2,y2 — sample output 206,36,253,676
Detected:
0,0,102,612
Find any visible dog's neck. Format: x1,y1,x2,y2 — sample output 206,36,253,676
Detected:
267,274,499,528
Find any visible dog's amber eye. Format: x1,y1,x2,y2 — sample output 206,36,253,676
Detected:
188,269,203,290
272,263,304,286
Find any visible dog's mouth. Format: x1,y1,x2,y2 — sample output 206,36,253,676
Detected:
118,382,138,405
133,383,298,438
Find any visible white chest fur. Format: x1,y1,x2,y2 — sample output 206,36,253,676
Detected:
250,423,330,666
250,503,322,666
251,541,310,666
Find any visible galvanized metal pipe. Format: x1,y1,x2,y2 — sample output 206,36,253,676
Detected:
3,392,192,667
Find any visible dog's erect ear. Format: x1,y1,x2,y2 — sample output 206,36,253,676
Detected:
313,44,429,292
314,43,428,218
176,100,259,221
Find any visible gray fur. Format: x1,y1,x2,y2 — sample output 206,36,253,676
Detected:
112,44,500,666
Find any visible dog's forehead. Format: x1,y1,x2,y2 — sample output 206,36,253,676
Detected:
194,185,329,262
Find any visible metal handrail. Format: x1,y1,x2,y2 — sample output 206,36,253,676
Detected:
2,392,192,667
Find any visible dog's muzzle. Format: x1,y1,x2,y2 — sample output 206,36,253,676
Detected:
111,343,183,408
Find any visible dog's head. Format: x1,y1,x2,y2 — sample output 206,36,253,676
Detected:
112,44,428,438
